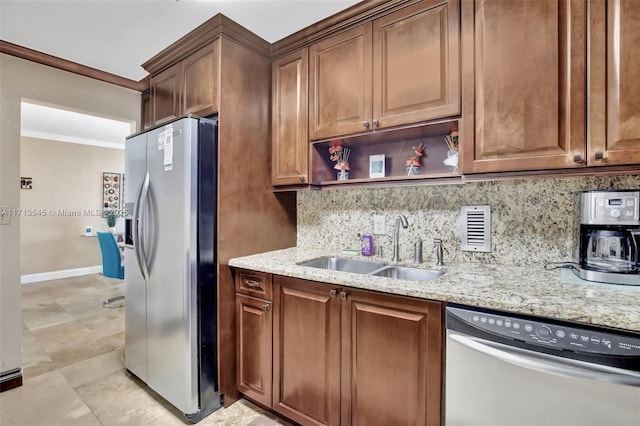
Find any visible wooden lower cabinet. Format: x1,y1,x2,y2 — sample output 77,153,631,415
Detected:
273,276,342,426
341,289,442,426
236,294,272,407
272,276,443,426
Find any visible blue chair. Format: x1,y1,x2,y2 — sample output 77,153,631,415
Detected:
97,232,125,308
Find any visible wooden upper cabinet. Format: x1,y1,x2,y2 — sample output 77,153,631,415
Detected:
588,0,640,166
341,289,442,426
309,0,461,141
149,41,220,126
373,0,460,129
151,63,180,125
183,42,219,118
309,24,373,140
460,0,587,173
272,49,310,186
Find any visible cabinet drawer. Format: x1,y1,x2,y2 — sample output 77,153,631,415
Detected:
235,269,272,300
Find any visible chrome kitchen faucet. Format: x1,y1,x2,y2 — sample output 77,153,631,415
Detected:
392,215,409,262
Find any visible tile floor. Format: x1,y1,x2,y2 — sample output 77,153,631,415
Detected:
0,274,292,425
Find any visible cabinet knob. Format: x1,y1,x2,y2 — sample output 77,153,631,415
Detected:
572,154,584,163
299,175,306,183
330,289,337,298
340,291,348,300
594,151,605,161
362,121,370,128
262,304,270,312
372,119,380,127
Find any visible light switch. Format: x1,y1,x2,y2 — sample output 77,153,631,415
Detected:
373,215,386,234
0,207,11,225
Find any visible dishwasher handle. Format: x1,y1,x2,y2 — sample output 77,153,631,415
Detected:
449,332,640,387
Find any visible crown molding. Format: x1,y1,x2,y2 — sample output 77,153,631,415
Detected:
271,0,418,59
0,40,148,92
142,13,272,75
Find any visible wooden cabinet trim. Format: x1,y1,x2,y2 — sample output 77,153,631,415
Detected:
143,14,270,74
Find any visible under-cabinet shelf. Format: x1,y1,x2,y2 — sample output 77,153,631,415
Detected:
310,119,459,186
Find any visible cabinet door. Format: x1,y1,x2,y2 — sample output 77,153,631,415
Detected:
309,24,373,140
373,0,460,129
183,41,219,118
151,63,181,125
273,276,341,426
341,289,442,426
236,294,272,407
588,0,640,166
272,49,309,186
141,91,152,130
460,0,586,173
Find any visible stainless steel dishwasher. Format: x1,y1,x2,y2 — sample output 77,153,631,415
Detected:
445,304,640,426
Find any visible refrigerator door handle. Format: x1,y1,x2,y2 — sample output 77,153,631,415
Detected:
133,172,150,281
138,172,150,281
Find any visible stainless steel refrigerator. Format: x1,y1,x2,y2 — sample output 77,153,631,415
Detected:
123,116,220,422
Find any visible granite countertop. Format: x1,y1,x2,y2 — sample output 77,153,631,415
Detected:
229,247,640,332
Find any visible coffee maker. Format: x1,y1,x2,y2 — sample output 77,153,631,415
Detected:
575,190,640,285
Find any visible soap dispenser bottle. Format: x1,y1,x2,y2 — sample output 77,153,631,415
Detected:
361,234,374,256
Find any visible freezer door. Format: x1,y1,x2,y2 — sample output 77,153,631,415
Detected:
144,118,199,414
124,132,149,383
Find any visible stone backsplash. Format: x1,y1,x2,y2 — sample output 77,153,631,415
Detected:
297,175,640,266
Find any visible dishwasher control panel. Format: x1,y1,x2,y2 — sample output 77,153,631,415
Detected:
447,306,640,356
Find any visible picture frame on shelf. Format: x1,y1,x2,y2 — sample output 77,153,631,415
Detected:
369,154,385,178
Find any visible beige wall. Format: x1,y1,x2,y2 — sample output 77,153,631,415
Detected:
0,53,140,375
20,137,125,275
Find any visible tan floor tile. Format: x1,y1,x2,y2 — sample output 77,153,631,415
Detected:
22,301,76,331
16,273,279,425
60,349,125,388
75,370,170,425
0,370,92,426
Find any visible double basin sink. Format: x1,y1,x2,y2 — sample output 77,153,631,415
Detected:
298,256,444,282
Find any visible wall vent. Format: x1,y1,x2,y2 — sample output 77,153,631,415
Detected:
460,205,491,252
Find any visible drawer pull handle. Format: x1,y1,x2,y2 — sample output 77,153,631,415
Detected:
244,279,261,288
372,119,380,127
340,291,348,300
330,289,337,298
262,304,270,312
594,151,604,161
572,154,583,163
362,121,370,128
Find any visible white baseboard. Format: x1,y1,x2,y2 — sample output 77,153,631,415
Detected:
21,265,102,284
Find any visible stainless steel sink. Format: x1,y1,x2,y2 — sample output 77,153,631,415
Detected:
371,265,444,281
298,257,387,274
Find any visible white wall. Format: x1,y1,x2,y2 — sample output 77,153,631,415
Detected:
0,53,140,378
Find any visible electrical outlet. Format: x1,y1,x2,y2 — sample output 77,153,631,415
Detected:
0,207,11,225
373,215,386,234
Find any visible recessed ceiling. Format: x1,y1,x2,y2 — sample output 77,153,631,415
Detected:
21,101,135,149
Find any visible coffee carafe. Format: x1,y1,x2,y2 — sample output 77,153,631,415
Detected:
576,190,640,285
